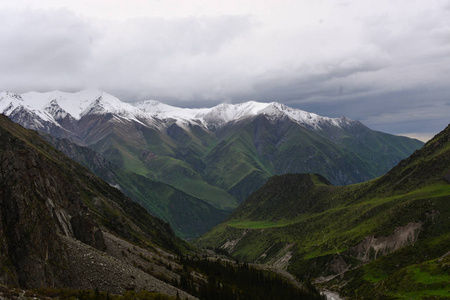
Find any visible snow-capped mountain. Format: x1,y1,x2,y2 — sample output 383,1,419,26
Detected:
134,99,353,130
0,89,352,133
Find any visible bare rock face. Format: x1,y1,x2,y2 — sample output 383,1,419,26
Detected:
327,256,349,275
70,213,106,251
0,148,72,288
444,170,450,184
0,119,106,288
351,222,422,263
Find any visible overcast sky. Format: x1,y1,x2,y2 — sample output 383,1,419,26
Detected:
1,0,449,141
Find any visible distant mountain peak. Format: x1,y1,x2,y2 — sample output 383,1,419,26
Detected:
0,90,355,132
0,91,23,101
44,99,70,120
0,92,25,116
202,100,354,130
0,89,360,135
132,98,352,130
16,89,104,120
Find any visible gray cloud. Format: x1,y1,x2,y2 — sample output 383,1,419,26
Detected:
89,14,254,100
0,9,96,91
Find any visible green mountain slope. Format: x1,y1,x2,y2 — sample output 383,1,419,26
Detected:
204,115,423,203
82,116,238,211
41,134,228,239
197,124,450,299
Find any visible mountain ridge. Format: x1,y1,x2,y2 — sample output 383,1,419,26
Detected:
1,89,361,133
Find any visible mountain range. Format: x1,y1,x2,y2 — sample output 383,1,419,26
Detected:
0,90,423,238
197,123,450,299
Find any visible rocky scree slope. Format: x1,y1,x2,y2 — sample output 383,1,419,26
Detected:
0,90,423,239
0,114,195,298
197,123,450,299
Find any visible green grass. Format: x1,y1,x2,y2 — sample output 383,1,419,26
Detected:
363,264,389,283
228,220,295,229
412,268,449,285
145,155,238,211
117,150,149,176
385,258,450,299
175,178,237,211
395,290,450,299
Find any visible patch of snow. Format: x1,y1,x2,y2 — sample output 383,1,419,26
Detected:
44,100,70,120
0,92,24,114
135,100,205,117
198,101,271,127
0,92,60,125
322,290,344,300
21,89,103,120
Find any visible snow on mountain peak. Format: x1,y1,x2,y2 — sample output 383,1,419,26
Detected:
17,89,105,120
134,100,209,121
0,91,23,101
0,90,353,131
0,92,24,115
198,101,273,127
44,100,70,120
196,100,349,130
